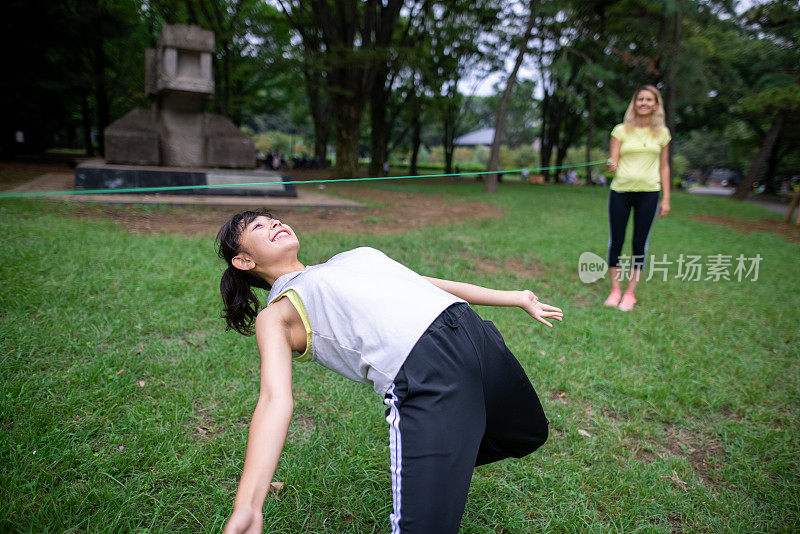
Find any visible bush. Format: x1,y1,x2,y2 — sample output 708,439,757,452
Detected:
254,131,293,155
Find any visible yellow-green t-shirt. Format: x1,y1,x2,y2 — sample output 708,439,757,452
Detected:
610,124,671,192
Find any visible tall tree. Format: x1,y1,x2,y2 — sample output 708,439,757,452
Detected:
278,0,405,178
365,2,434,176
734,85,800,199
429,1,501,174
485,0,536,193
732,0,800,198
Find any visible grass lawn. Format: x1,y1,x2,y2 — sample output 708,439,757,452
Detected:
1,183,798,532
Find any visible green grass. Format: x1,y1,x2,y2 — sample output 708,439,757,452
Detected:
1,184,798,532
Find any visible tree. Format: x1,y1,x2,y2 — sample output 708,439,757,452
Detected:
734,85,800,199
277,0,405,178
0,0,148,156
485,0,536,193
421,1,501,175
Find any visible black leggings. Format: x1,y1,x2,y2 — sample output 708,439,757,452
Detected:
607,190,660,269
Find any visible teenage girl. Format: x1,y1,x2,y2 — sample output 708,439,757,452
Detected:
217,210,563,534
605,85,672,311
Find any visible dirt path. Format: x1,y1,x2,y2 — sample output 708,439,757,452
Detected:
2,162,503,236
693,214,800,243
69,182,505,237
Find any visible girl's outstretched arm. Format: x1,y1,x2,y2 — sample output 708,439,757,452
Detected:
424,277,564,327
224,299,302,534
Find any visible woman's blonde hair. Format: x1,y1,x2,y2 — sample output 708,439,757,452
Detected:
623,85,666,137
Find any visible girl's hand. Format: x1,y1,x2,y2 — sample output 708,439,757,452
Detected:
606,159,618,172
224,507,262,534
659,199,670,218
519,290,563,328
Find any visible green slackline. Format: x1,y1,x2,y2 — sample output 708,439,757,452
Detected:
0,160,607,200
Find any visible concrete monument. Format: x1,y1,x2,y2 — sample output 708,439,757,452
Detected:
106,24,253,168
76,24,295,197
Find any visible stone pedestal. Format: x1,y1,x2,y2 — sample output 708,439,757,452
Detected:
75,160,296,197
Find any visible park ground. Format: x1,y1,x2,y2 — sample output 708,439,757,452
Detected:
1,162,798,532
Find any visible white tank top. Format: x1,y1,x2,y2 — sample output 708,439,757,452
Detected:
266,247,464,395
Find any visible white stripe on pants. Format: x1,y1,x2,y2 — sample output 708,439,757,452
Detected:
384,384,402,534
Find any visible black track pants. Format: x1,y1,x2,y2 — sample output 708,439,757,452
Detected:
383,303,548,534
607,190,660,269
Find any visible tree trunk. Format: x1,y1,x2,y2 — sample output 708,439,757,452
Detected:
763,131,782,195
584,89,594,185
332,99,364,178
443,114,455,175
734,117,782,200
486,1,536,193
665,2,681,183
314,124,330,168
555,113,579,173
81,93,94,156
541,91,563,183
368,66,390,176
304,70,331,166
784,187,800,224
94,39,109,157
440,87,459,175
540,90,551,181
409,97,421,175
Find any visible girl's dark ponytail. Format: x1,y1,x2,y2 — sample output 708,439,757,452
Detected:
220,265,270,335
216,210,274,335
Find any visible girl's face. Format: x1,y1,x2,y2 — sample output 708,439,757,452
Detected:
235,215,299,272
635,90,657,117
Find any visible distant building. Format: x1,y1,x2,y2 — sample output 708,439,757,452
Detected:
454,128,495,147
454,128,540,150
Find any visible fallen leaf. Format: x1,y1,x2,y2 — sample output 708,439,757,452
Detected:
663,470,688,492
557,356,566,362
578,429,592,438
138,381,145,387
184,340,200,348
268,481,284,498
558,392,566,398
539,350,546,356
116,369,125,376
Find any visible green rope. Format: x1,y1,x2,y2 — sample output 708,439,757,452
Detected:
0,160,607,200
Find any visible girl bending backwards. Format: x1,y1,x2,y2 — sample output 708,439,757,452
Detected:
217,209,563,534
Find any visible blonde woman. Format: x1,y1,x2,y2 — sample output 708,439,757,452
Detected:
604,85,672,311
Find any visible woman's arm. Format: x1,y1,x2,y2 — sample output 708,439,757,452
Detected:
224,299,301,534
607,136,621,172
659,144,671,218
424,276,563,328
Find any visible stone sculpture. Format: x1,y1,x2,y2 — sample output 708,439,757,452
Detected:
104,24,254,169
